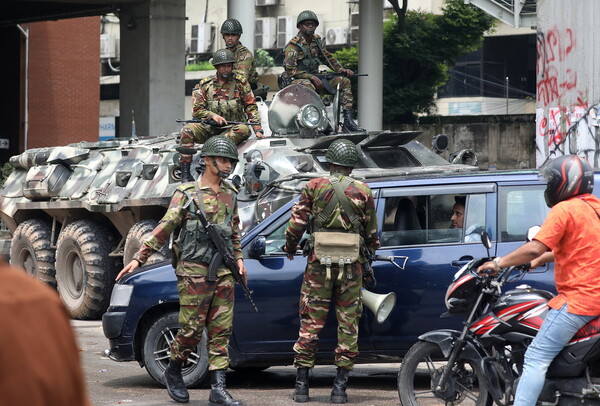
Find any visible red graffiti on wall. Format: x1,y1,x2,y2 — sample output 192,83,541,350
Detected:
537,28,578,107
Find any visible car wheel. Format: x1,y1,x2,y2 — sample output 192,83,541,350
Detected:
55,220,120,319
10,219,56,288
142,312,209,388
123,220,171,266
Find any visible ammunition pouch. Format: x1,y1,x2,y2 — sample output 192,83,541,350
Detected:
176,219,234,265
312,230,362,283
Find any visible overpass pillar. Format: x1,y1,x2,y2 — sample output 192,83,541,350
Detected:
119,0,185,138
228,0,255,53
358,0,383,131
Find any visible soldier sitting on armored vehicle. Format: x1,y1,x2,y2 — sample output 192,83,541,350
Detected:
179,48,265,182
283,10,364,133
220,18,269,100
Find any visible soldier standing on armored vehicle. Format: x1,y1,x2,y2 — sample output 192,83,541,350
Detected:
117,136,247,406
179,48,265,182
283,139,380,404
220,18,268,100
283,10,364,133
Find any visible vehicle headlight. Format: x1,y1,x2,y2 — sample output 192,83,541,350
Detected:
109,284,134,307
297,104,322,129
245,149,263,163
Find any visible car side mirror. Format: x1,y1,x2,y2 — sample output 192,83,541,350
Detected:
249,235,266,258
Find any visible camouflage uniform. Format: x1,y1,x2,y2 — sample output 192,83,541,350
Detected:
229,42,258,90
283,34,354,109
179,74,260,164
284,173,380,369
134,179,242,370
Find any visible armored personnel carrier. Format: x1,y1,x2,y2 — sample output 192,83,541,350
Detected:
0,84,478,319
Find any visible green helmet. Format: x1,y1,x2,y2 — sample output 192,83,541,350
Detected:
326,139,358,167
212,49,236,66
200,136,238,161
296,10,319,28
220,18,243,35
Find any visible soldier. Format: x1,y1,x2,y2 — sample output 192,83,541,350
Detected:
179,48,265,183
117,136,246,406
283,10,364,133
220,18,268,100
283,139,380,404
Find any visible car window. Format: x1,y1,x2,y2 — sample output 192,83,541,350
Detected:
380,192,487,247
498,185,549,242
263,214,310,255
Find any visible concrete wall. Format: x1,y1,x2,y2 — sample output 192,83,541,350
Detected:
28,17,100,148
536,0,600,167
394,114,537,170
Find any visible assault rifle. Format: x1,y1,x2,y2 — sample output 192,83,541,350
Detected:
176,118,259,127
195,208,259,312
313,72,368,95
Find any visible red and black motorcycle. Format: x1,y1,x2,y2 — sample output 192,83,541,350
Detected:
397,232,600,406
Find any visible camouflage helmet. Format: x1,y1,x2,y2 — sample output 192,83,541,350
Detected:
201,136,238,161
212,49,236,66
326,139,358,167
220,18,243,35
296,10,319,28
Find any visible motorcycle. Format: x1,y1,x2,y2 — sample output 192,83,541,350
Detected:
397,230,600,406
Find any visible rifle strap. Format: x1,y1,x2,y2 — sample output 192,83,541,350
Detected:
191,183,237,281
314,176,361,233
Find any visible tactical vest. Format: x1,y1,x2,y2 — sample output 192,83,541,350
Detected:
206,79,246,122
294,36,322,75
174,185,235,271
310,176,365,283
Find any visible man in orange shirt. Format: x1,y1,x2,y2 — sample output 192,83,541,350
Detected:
478,155,600,406
0,260,91,405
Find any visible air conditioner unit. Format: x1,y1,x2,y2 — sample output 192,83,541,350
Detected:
255,0,278,5
350,12,360,44
325,27,348,45
277,16,294,48
100,34,117,59
255,17,277,49
190,22,212,53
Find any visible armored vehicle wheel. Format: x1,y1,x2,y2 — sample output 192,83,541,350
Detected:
142,311,209,388
55,220,120,319
10,219,56,288
123,220,171,266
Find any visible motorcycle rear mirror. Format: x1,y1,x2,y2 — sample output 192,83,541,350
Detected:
481,231,492,250
527,225,541,242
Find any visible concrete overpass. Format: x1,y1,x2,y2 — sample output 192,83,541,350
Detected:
1,0,384,138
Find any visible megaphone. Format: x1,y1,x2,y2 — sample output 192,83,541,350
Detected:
362,289,396,324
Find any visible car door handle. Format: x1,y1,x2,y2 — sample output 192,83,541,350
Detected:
451,258,473,267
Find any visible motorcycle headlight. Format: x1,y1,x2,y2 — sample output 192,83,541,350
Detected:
297,104,322,129
109,284,134,307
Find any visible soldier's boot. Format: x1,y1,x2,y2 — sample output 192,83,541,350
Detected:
164,359,189,403
330,367,350,404
342,109,365,133
293,367,310,403
208,370,243,406
179,162,194,183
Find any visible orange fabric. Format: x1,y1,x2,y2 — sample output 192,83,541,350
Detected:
0,263,91,406
534,194,600,315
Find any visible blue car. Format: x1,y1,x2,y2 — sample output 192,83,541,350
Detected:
104,169,589,387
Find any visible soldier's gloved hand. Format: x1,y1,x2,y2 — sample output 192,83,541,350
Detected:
255,127,266,138
310,75,324,92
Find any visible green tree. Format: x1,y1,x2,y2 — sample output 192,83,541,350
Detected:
384,0,495,123
0,163,13,187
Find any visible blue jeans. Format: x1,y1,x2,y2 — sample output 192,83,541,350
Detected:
513,304,596,406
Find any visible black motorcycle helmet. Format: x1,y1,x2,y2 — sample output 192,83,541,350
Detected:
541,155,594,208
